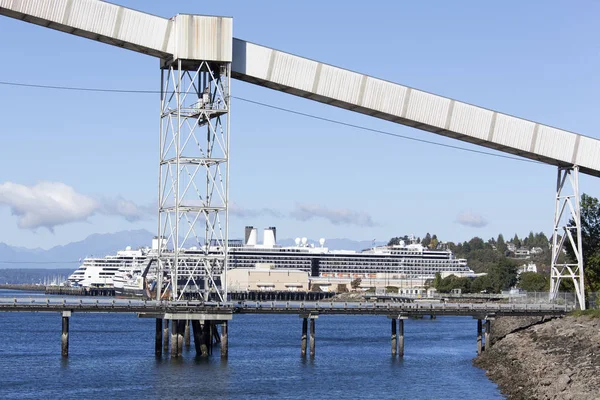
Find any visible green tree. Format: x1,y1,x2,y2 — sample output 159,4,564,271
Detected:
471,275,493,293
433,272,442,289
350,278,362,290
487,259,518,293
517,272,549,292
497,234,508,254
430,234,439,250
565,194,600,292
469,237,485,251
422,233,432,248
512,234,521,248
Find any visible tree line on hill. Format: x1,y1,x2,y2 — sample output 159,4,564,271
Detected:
388,230,552,294
387,193,600,295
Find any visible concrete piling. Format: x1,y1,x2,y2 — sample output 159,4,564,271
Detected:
477,319,483,356
155,318,162,356
220,321,228,358
61,311,70,357
398,318,405,357
200,322,210,357
301,318,308,357
484,319,491,351
309,317,316,358
171,319,179,358
184,320,191,348
191,320,202,355
163,319,169,354
177,320,184,357
391,318,397,357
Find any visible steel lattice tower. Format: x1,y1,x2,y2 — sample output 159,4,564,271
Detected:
157,58,230,302
550,166,585,309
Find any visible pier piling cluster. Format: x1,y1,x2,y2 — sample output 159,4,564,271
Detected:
153,317,229,359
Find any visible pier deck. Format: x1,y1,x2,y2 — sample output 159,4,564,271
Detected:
0,297,570,318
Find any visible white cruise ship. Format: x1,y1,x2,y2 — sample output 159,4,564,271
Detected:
68,246,150,288
68,226,474,297
221,227,473,281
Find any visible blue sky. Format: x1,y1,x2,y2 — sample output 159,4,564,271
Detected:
0,0,599,249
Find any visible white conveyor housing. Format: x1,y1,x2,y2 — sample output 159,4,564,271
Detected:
2,0,599,176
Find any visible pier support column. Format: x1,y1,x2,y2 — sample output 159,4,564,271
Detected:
398,318,405,358
177,320,184,357
200,321,210,357
309,317,316,358
61,311,70,357
184,320,191,348
301,318,308,357
155,318,163,356
391,318,397,357
171,319,179,358
484,319,492,351
220,321,228,358
477,319,483,355
163,319,169,354
192,320,202,356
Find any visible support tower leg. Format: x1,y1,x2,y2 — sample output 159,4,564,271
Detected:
550,165,586,310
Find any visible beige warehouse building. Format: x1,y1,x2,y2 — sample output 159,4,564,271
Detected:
226,264,309,292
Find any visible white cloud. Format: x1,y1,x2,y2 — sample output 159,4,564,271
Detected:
0,182,98,231
229,203,283,219
455,211,488,228
99,196,154,222
291,203,377,227
0,181,153,231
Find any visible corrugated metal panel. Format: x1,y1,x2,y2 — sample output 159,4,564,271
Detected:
232,40,270,80
10,0,68,21
449,102,494,141
0,0,172,57
574,136,600,171
315,65,362,105
173,15,232,62
361,77,408,116
406,90,451,128
3,3,600,176
493,114,535,151
232,39,600,175
269,51,318,93
117,8,171,53
66,0,118,37
533,125,576,161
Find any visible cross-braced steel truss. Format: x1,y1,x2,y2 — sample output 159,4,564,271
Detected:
550,165,585,310
157,59,230,302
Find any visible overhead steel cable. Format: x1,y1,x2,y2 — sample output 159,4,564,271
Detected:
0,80,542,164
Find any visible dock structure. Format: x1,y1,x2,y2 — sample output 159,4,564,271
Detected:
0,297,567,359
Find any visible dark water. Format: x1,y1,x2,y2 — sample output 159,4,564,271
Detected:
0,290,503,399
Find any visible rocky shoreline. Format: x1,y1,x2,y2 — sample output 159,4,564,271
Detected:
474,315,600,399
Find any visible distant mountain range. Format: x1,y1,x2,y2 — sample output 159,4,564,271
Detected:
0,230,386,270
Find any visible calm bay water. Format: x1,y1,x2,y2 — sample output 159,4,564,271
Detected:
0,290,503,399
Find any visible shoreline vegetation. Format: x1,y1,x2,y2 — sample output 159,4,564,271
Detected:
474,315,600,400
